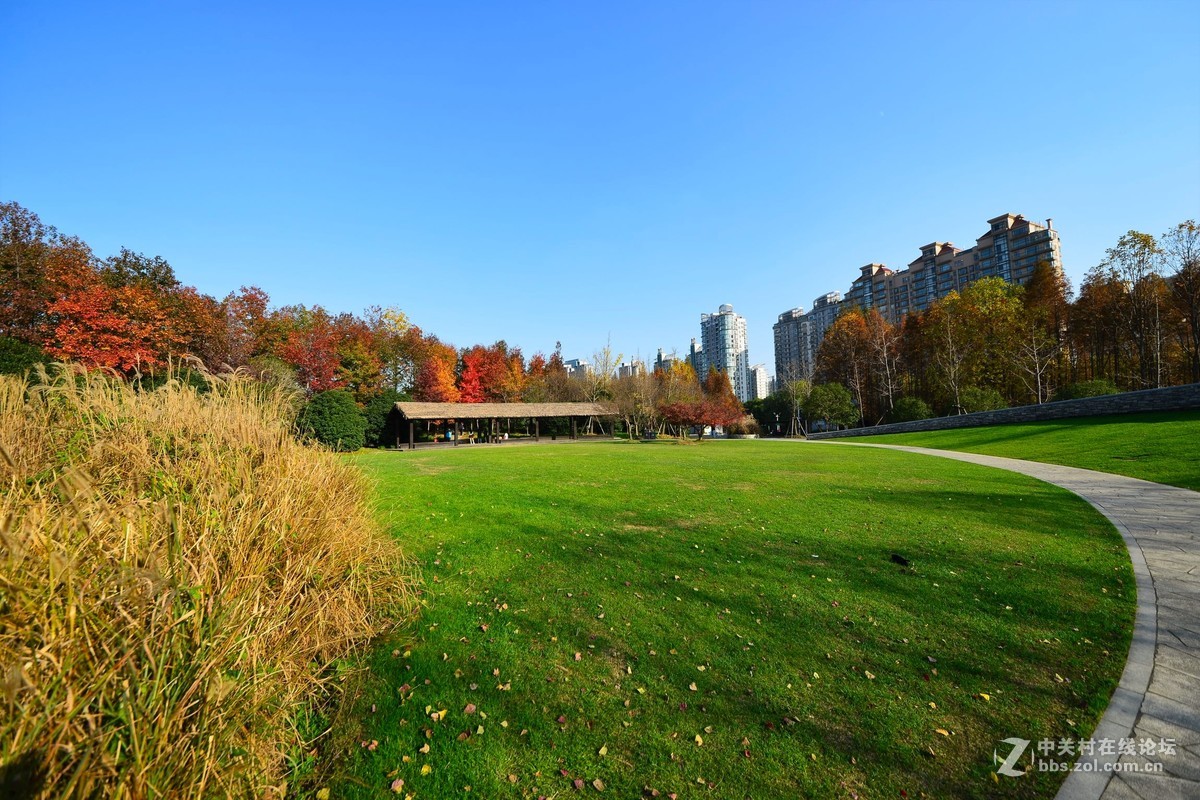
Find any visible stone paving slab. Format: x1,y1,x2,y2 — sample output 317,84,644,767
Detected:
812,442,1200,800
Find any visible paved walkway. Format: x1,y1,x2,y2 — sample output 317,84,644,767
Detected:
813,443,1200,800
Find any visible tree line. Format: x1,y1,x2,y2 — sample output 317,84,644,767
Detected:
5,201,1194,439
0,201,747,443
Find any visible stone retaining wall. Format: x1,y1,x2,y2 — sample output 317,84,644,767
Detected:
806,383,1200,440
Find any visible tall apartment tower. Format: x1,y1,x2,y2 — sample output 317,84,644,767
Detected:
700,304,751,402
773,307,805,384
749,364,770,401
687,338,706,379
803,292,842,376
773,292,841,383
654,348,677,373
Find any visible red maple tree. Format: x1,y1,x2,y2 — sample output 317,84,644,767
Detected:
279,311,343,393
458,348,486,402
46,282,173,372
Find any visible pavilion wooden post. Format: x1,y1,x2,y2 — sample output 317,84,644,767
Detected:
408,420,414,450
454,421,460,446
534,418,540,442
571,416,577,440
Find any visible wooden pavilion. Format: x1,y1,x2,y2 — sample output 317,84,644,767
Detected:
391,402,617,449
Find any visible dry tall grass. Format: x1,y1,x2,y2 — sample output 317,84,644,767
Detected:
0,366,414,798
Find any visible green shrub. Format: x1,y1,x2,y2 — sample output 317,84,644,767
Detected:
0,335,47,375
1053,379,1120,402
890,396,934,423
960,386,1007,413
297,390,366,451
363,388,408,447
804,383,859,428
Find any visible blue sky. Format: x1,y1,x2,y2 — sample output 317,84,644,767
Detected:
3,1,1198,372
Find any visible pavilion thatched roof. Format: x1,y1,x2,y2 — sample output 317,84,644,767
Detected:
394,401,617,420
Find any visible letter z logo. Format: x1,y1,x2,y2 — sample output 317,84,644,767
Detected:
994,737,1031,777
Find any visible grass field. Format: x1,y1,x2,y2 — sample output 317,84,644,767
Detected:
851,409,1200,491
326,441,1134,799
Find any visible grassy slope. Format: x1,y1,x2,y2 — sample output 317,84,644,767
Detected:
852,409,1200,491
328,442,1133,800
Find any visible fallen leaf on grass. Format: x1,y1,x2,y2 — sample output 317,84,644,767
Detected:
598,744,608,756
935,729,950,737
592,778,605,791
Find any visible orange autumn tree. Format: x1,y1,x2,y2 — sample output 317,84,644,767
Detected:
414,338,460,402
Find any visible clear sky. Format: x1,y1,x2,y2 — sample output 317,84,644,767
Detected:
3,1,1198,373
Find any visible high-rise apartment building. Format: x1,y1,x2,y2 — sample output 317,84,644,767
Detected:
617,360,646,379
654,348,677,373
844,214,1062,324
773,291,841,383
773,307,805,384
700,304,751,402
562,358,590,379
687,338,706,380
749,364,770,401
776,213,1063,371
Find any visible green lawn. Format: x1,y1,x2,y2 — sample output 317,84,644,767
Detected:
326,441,1133,799
851,409,1200,491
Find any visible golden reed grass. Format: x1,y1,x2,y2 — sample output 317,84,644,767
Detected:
0,366,414,798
